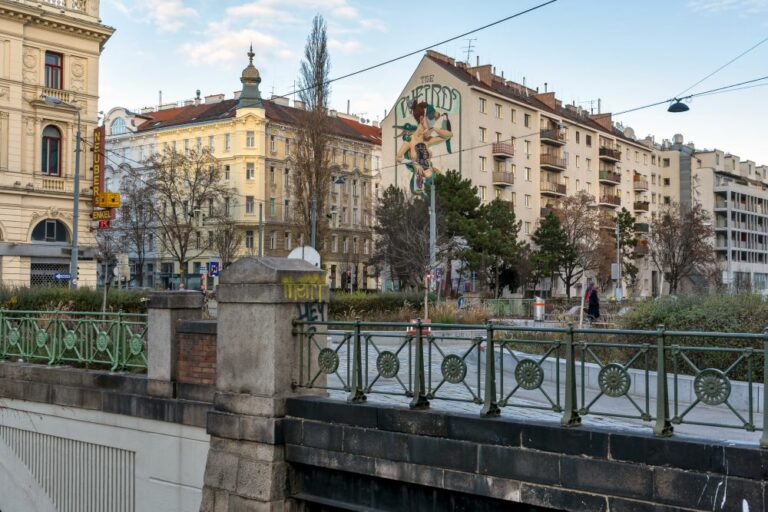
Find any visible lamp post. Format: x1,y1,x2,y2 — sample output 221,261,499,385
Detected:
42,95,81,288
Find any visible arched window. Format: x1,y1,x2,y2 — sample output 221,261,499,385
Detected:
41,125,62,176
31,219,69,243
110,117,127,135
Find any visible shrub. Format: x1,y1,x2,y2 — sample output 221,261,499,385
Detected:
0,286,148,314
329,292,433,320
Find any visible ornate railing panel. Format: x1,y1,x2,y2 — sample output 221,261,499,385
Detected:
0,310,147,371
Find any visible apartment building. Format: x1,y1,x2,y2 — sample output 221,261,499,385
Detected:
381,51,664,297
0,0,113,286
661,136,768,292
105,50,380,289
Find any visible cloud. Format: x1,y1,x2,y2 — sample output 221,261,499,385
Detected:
182,24,288,67
328,38,363,54
111,0,198,32
687,0,768,13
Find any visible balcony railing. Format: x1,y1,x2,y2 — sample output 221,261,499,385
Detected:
599,147,622,161
635,240,649,256
540,128,566,145
40,0,89,12
492,171,514,186
634,201,650,212
540,181,566,195
540,207,557,218
633,178,649,191
491,142,514,158
540,153,567,171
634,223,650,233
599,194,621,207
41,87,73,103
599,170,621,184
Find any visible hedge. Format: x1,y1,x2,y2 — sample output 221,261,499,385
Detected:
0,287,148,314
329,291,434,320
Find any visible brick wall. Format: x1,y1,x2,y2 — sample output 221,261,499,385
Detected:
176,321,217,386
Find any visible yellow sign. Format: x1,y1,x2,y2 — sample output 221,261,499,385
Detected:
95,192,121,208
91,210,113,220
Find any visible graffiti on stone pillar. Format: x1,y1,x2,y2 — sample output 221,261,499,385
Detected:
295,301,325,323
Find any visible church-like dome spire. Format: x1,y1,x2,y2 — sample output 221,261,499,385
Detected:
238,44,262,108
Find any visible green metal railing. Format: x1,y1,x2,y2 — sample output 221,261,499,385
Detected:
0,309,148,371
294,319,768,448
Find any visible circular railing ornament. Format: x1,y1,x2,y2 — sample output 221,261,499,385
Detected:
96,331,110,352
598,363,631,397
8,328,20,346
35,329,48,348
694,368,731,406
514,359,544,390
317,348,339,374
376,351,400,379
63,330,77,350
129,334,144,356
441,354,467,384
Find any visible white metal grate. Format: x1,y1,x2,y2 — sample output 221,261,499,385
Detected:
0,425,135,512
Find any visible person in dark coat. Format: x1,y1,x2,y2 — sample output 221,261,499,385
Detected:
585,283,600,322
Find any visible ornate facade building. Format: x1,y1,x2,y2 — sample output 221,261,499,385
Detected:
0,0,113,286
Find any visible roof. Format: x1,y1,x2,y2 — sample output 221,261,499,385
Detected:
135,99,381,146
426,54,650,149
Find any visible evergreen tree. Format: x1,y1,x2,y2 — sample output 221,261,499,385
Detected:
615,208,639,290
531,213,568,297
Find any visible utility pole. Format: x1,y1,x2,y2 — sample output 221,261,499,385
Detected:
71,107,81,288
615,223,622,302
258,203,263,257
310,195,317,249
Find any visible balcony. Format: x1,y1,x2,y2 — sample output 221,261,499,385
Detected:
634,222,650,233
540,128,566,145
633,177,649,191
491,142,514,159
540,206,557,218
635,239,649,257
634,201,650,212
599,194,621,207
540,181,566,196
599,147,621,161
599,170,621,184
492,171,514,187
540,153,567,172
500,200,515,210
40,0,89,13
41,87,73,104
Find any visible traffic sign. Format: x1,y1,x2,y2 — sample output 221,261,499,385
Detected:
209,261,220,277
53,272,72,281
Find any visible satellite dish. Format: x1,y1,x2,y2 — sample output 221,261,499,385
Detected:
288,245,321,267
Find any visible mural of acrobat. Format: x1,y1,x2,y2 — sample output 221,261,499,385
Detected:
395,100,453,196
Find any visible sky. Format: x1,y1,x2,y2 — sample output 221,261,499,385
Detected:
99,0,768,164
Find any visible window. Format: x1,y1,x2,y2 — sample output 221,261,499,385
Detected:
268,165,274,184
332,235,338,252
652,155,656,165
575,131,580,144
44,51,63,89
352,179,358,196
575,155,580,168
196,137,202,151
495,188,502,199
663,178,670,186
524,222,531,235
479,127,486,142
224,164,230,180
342,207,348,224
585,134,592,147
479,186,486,201
269,231,276,250
247,163,257,181
343,237,349,254
110,118,127,136
643,154,648,165
209,135,215,152
353,237,359,254
524,167,531,182
586,158,592,171
41,125,61,176
635,151,639,163
284,232,292,250
511,109,517,123
268,197,276,217
587,182,592,193
576,179,580,190
246,131,255,148
245,231,254,249
352,208,358,225
224,198,231,216
246,196,255,214
208,198,214,217
479,97,487,113
224,133,231,151
495,132,502,143
524,140,531,157
662,158,670,168
183,139,190,155
524,194,531,208
284,168,290,188
31,219,68,242
495,104,502,118
479,156,487,171
364,240,370,255
651,174,656,185
285,138,291,156
283,199,290,221
343,150,348,166
663,196,671,205
373,155,380,171
652,192,657,204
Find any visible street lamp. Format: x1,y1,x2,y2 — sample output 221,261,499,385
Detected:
667,98,690,113
41,95,81,289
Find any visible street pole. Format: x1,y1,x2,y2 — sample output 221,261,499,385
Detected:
429,181,436,281
310,195,317,249
70,108,81,289
258,202,263,257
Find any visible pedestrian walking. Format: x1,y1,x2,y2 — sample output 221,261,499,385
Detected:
584,283,600,324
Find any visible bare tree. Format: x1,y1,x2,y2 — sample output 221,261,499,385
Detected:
210,199,243,269
119,172,154,287
649,203,716,295
293,14,332,248
136,148,231,287
554,192,602,298
94,227,120,312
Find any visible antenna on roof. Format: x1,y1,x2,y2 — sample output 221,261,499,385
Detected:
461,38,476,64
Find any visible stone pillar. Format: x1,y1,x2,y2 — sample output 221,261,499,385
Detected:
200,257,327,512
147,291,203,397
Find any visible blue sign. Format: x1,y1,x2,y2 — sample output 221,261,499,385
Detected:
209,261,220,277
53,272,72,281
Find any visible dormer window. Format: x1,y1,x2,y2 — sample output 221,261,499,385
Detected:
110,117,127,135
45,51,63,90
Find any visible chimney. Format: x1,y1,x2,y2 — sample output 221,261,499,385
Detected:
534,92,557,110
294,99,305,110
270,95,289,106
590,113,613,132
544,82,548,93
233,90,241,100
204,93,225,104
476,55,479,66
372,121,379,128
194,89,201,106
347,99,350,115
140,106,155,114
159,103,177,111
183,100,194,106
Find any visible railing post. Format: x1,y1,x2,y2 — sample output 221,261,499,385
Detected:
761,327,768,449
654,324,673,437
480,321,500,417
410,318,429,409
561,322,581,427
0,308,4,359
348,318,366,403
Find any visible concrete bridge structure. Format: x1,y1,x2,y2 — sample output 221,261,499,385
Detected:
0,257,766,511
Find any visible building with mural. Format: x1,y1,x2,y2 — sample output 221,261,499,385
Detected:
104,50,381,289
382,50,666,297
0,0,113,286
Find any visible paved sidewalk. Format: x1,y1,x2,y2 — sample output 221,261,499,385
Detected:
324,332,764,446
